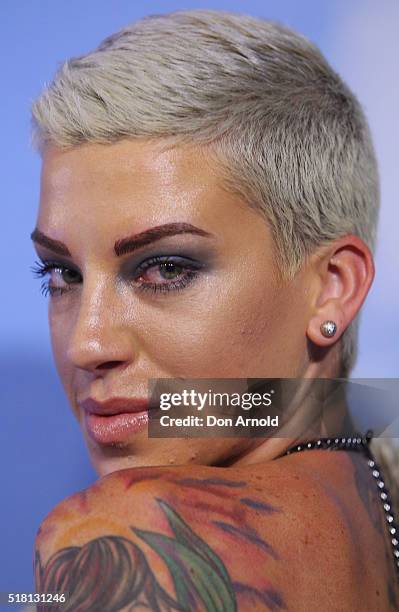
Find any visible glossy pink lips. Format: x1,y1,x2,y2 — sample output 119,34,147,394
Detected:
80,397,150,445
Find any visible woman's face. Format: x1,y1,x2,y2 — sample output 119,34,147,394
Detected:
34,139,313,475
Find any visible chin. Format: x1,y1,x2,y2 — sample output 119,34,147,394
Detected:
88,445,167,478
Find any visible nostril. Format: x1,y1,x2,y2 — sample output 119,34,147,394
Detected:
96,360,126,371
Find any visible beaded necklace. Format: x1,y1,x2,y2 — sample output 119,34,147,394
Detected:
283,430,399,579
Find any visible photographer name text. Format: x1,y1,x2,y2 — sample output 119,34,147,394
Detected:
159,414,279,427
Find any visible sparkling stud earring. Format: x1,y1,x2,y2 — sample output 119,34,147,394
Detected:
320,320,337,338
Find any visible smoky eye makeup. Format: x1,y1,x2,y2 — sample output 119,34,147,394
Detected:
31,258,82,297
31,240,215,298
130,254,206,294
119,242,214,295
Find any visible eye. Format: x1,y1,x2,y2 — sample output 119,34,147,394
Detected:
134,256,202,293
31,260,82,297
137,260,184,282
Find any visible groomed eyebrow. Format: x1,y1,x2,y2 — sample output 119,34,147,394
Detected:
30,223,214,258
30,228,71,256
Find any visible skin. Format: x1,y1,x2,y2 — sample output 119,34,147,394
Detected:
33,138,374,475
32,138,397,609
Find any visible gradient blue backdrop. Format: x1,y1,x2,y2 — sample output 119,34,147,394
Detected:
1,0,398,599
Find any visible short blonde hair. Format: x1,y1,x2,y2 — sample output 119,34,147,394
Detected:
31,9,380,377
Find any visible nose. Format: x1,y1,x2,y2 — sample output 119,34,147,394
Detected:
66,277,137,374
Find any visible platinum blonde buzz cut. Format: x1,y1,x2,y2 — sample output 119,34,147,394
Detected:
31,9,380,378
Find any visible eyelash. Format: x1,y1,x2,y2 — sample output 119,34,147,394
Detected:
134,255,201,294
31,256,202,297
31,260,80,297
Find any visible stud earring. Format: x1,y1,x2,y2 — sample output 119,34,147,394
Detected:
320,320,337,338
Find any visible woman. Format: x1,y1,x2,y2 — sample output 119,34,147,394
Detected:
30,9,398,610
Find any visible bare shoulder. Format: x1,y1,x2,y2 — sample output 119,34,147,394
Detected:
35,454,397,611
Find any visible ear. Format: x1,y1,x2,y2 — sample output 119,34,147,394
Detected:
306,234,375,347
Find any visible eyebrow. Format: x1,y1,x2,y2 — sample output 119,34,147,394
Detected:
30,228,71,256
30,222,214,258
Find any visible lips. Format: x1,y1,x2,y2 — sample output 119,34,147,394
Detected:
81,397,150,416
80,397,150,445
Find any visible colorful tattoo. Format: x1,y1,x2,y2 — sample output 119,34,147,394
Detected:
213,520,279,559
36,497,284,611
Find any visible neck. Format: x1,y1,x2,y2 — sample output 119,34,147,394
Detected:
229,377,354,466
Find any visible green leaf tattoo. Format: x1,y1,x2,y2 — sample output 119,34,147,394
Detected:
132,498,237,612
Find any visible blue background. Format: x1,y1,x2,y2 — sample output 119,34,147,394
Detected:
1,0,398,598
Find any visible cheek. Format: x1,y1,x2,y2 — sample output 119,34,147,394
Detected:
140,278,293,377
48,304,75,395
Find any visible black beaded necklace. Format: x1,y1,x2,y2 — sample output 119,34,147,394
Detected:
282,430,399,580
